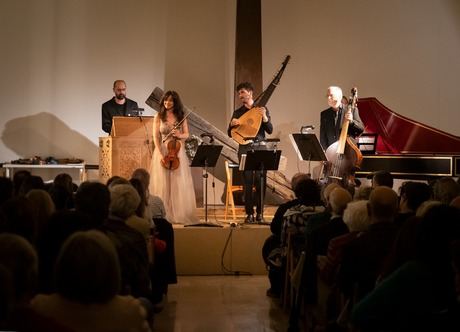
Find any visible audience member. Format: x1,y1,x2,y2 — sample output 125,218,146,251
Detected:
338,186,399,301
395,181,432,227
37,210,94,293
263,173,311,298
351,205,460,331
131,168,166,221
0,196,38,244
0,177,13,205
25,189,55,237
74,181,110,225
106,175,129,188
48,173,76,210
0,233,72,331
31,230,151,331
104,184,151,299
12,170,31,196
18,175,45,196
354,184,372,200
318,200,370,285
433,177,460,205
370,170,394,189
304,182,341,236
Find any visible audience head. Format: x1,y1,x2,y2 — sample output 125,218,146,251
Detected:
355,185,373,200
371,170,394,189
290,173,308,191
343,200,370,232
74,181,110,224
0,177,13,205
399,181,432,212
329,187,352,215
53,173,75,194
0,233,38,303
131,168,151,192
48,183,74,211
109,184,140,219
12,170,31,196
367,186,399,223
0,196,38,244
433,177,460,205
54,230,121,304
416,200,442,217
18,175,45,196
416,204,460,265
321,182,341,208
25,189,55,234
106,176,129,189
294,177,321,206
129,178,147,218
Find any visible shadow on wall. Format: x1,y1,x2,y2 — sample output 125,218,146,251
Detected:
1,112,98,164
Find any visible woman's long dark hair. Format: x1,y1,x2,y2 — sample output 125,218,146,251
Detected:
159,90,185,123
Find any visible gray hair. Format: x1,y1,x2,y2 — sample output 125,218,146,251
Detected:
109,184,140,219
343,200,370,232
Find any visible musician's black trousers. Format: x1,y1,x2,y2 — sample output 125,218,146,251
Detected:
242,169,267,215
238,144,268,216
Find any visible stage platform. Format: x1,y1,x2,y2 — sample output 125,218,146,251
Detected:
172,206,276,276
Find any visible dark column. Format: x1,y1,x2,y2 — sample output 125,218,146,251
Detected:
234,0,262,106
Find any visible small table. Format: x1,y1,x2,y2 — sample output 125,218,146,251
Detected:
2,163,87,183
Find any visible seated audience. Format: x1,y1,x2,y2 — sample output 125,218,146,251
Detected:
0,196,38,245
26,189,55,237
0,233,72,331
338,186,399,301
104,184,151,299
433,177,460,205
395,181,432,227
31,230,151,331
351,205,460,331
0,177,13,205
262,172,311,298
370,170,394,188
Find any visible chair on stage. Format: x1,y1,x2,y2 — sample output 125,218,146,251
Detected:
224,160,242,221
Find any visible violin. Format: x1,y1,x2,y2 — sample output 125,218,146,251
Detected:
161,138,181,170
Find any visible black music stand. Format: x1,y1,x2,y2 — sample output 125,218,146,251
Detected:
289,133,327,176
185,144,223,227
240,149,282,225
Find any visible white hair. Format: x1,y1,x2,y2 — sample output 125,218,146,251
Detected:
343,200,370,232
328,86,343,101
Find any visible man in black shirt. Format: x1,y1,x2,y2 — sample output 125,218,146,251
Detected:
101,80,139,134
228,82,273,223
319,86,364,150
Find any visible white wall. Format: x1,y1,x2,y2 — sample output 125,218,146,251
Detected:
1,0,459,184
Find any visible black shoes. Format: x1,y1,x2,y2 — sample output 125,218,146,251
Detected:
244,214,254,223
256,213,264,222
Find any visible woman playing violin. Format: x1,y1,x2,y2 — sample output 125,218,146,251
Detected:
149,91,198,225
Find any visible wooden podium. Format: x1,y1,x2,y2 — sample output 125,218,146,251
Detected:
99,116,154,183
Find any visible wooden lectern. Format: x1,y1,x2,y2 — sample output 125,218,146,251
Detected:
99,116,154,183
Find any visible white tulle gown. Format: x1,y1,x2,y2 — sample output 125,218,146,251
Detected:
149,120,198,225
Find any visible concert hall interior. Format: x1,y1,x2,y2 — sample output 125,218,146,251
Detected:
1,0,460,331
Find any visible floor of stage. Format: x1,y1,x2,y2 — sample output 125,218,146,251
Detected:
172,205,277,276
193,205,277,225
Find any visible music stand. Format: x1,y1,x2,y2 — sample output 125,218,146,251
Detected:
185,144,223,227
289,133,327,176
239,149,282,225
